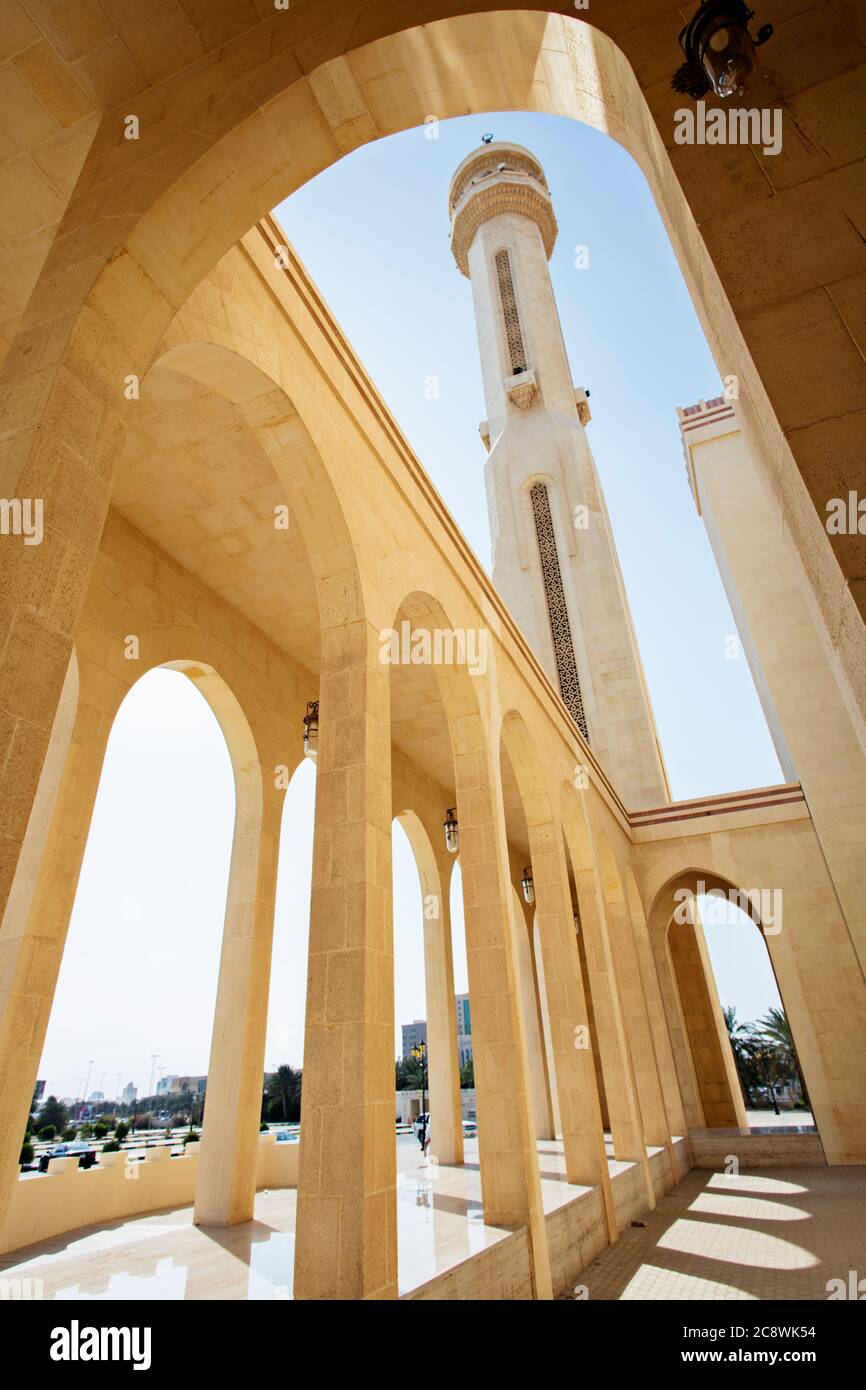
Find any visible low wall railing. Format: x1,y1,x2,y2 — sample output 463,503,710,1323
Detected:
1,1132,298,1256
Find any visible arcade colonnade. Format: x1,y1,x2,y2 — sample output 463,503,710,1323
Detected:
1,2,865,1302
0,221,865,1300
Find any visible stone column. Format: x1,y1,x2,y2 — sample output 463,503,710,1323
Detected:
424,856,463,1167
626,873,688,1139
533,916,562,1138
455,737,552,1299
512,892,555,1140
528,822,614,1229
194,784,283,1226
0,656,112,1245
294,622,396,1300
566,841,649,1171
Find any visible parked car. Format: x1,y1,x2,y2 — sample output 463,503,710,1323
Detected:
38,1142,98,1173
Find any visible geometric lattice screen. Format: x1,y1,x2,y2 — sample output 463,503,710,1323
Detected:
495,249,527,375
529,480,590,742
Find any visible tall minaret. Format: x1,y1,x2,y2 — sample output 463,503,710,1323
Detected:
449,141,669,809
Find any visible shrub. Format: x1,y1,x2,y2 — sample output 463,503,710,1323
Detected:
182,1131,200,1146
38,1124,56,1141
101,1139,121,1153
260,1122,269,1132
62,1127,77,1142
114,1122,129,1141
79,1124,93,1139
19,1141,34,1166
92,1122,109,1139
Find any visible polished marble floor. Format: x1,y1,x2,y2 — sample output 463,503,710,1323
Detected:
4,1133,843,1301
1,1135,598,1300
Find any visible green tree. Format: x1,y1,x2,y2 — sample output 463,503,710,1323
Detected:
723,1005,760,1107
459,1058,474,1089
396,1057,423,1091
265,1066,302,1122
756,1006,808,1105
37,1095,68,1133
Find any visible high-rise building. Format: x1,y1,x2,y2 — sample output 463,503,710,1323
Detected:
455,993,472,1069
448,142,670,809
401,997,472,1067
401,1021,427,1060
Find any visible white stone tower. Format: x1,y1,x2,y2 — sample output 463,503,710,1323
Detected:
449,141,669,809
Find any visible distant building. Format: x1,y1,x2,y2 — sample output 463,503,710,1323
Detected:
456,993,472,1068
121,1082,137,1106
401,995,472,1066
401,1021,427,1060
32,1080,45,1106
158,1074,207,1096
88,1091,104,1102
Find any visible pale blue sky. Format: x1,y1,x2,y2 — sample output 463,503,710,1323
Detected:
38,113,782,1100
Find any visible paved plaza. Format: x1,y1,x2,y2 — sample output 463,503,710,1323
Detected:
578,1166,866,1301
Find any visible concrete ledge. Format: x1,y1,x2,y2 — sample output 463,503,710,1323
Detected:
404,1139,691,1300
689,1127,826,1168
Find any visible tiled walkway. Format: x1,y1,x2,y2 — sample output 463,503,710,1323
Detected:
578,1166,866,1300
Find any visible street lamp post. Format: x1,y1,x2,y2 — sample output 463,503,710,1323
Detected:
411,1040,428,1143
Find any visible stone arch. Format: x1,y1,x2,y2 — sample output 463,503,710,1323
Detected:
645,864,827,1144
386,593,555,1282
138,334,365,629
87,654,276,1229
3,3,857,977
392,806,464,1166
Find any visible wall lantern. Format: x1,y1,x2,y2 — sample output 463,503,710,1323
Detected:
672,1,774,100
443,808,459,854
303,700,319,760
521,868,535,906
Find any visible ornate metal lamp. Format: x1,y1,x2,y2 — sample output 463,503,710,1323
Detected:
672,1,774,100
303,700,319,760
521,867,535,905
443,807,459,854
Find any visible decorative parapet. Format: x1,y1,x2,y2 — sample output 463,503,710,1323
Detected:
448,142,558,276
676,394,737,515
573,386,591,426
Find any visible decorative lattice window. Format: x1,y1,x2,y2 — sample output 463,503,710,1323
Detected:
495,249,527,375
529,481,589,742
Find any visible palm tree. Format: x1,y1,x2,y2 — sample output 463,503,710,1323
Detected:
756,1006,809,1107
723,1005,759,1107
266,1065,302,1122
